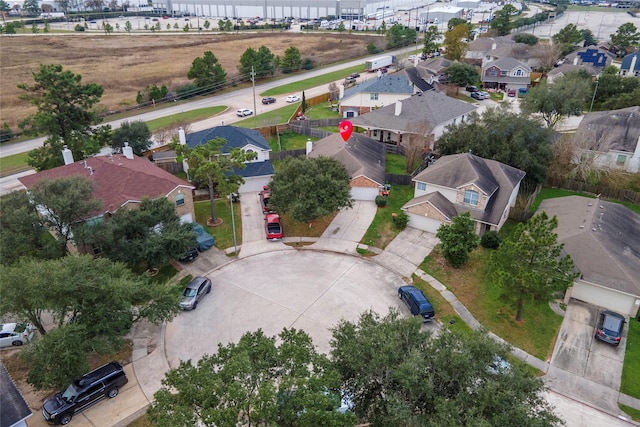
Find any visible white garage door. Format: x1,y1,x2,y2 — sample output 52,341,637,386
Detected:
179,213,193,223
351,187,378,201
406,212,442,234
570,281,639,316
240,176,272,193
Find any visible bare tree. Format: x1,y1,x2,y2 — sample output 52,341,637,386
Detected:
569,125,617,182
328,82,339,102
403,120,433,173
532,43,561,73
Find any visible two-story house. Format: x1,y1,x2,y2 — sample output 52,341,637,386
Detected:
466,35,538,69
481,57,531,92
339,74,415,118
620,52,640,77
401,153,526,234
349,91,476,151
548,47,614,83
181,125,275,193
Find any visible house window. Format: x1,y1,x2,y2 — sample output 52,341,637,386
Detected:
463,189,479,206
417,182,426,191
346,111,355,118
488,69,497,77
617,154,626,165
370,93,379,100
373,130,378,137
176,193,185,206
500,70,507,76
514,69,523,76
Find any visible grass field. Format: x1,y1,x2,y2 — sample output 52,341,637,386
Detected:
194,199,242,252
0,151,31,177
146,106,227,131
261,65,366,97
361,185,414,249
621,318,640,399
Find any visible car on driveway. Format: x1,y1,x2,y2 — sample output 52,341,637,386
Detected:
259,186,274,213
479,91,490,99
286,95,300,103
236,108,254,117
0,322,35,348
465,85,479,93
265,213,283,240
180,276,212,310
261,97,276,104
595,310,625,346
178,247,199,263
192,223,215,251
507,88,517,97
471,91,483,100
42,361,128,425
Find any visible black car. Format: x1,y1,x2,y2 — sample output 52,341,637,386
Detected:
350,72,360,78
178,247,199,263
42,362,128,425
595,310,625,346
465,85,479,92
262,97,276,104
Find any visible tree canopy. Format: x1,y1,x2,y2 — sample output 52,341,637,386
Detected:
111,120,152,155
148,328,356,427
446,62,478,87
238,45,276,80
0,255,179,389
490,212,579,320
269,156,353,223
609,22,640,56
444,24,468,61
386,22,416,49
280,46,302,73
422,25,439,56
174,137,255,224
436,212,480,268
491,4,518,36
519,72,591,128
436,105,554,184
187,51,227,90
18,64,109,171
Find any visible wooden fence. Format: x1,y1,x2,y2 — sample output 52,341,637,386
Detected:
385,173,413,186
547,177,640,204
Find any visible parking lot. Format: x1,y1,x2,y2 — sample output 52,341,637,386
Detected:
546,299,628,414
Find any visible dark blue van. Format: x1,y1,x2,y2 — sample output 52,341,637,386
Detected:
398,286,435,322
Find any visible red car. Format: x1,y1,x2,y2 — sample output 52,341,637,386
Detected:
259,186,274,214
265,214,283,240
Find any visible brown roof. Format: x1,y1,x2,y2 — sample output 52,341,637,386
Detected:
19,154,193,215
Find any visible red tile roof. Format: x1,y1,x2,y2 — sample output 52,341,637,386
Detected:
19,154,193,215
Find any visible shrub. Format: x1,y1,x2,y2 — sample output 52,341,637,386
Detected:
375,195,388,207
74,24,85,31
367,42,381,54
302,58,315,70
480,230,501,249
513,33,538,45
392,212,409,230
1,122,14,143
176,83,201,99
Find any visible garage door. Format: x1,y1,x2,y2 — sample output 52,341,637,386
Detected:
406,212,442,234
351,187,378,201
570,281,639,316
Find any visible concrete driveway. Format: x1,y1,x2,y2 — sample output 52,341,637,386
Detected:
164,250,439,366
545,299,628,414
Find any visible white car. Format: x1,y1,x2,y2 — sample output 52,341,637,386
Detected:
236,108,253,117
286,95,300,103
0,322,35,347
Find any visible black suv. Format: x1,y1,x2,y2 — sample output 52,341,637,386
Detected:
42,361,128,425
595,310,625,346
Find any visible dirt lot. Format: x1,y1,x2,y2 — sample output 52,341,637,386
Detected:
0,32,379,130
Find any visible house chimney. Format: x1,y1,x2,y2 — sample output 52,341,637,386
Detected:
395,100,402,116
306,138,313,155
122,142,134,160
62,145,74,165
491,42,497,51
178,127,186,145
339,84,345,100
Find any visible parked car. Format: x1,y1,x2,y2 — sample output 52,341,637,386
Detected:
380,67,389,74
465,85,479,93
286,95,300,103
471,91,484,100
42,361,128,425
265,213,283,240
259,186,274,214
595,310,625,346
507,88,517,97
180,276,212,310
479,91,490,99
0,322,35,348
518,87,527,98
344,76,356,84
261,97,276,104
192,223,215,251
350,72,360,78
236,108,253,117
177,247,199,263
398,285,435,322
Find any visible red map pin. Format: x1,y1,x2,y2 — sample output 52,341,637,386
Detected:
339,120,353,142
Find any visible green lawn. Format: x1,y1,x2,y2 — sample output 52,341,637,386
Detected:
266,130,317,151
0,151,31,177
361,185,414,249
386,153,408,175
235,104,300,128
420,245,562,360
260,65,366,97
304,101,342,120
621,318,640,399
145,106,227,131
194,198,242,253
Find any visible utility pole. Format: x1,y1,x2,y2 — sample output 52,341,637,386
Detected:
251,66,257,116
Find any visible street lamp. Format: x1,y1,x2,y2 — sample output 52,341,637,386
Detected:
589,76,599,113
229,193,237,253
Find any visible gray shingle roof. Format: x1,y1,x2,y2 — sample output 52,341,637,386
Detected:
574,106,640,153
349,91,476,134
0,362,32,427
405,67,435,92
537,196,640,296
342,74,414,100
419,57,453,75
485,57,531,72
186,125,271,152
402,191,458,220
411,153,525,226
307,133,386,186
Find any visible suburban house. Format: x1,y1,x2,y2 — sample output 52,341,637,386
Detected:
19,146,196,224
411,56,453,86
339,74,415,118
465,35,538,68
0,362,31,427
548,47,614,83
538,196,640,317
306,132,386,201
620,52,640,77
401,153,526,234
405,67,436,92
481,57,531,91
572,106,640,173
182,125,275,193
349,91,476,151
